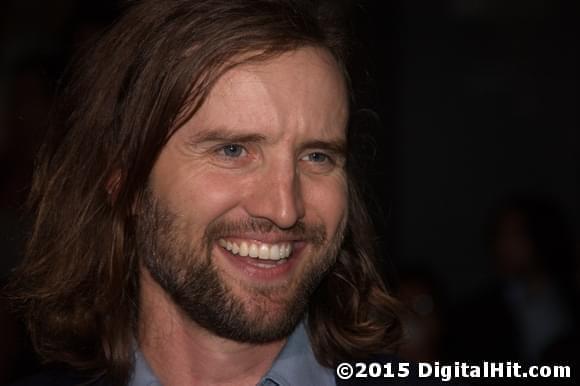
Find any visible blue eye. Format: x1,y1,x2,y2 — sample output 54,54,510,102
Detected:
307,152,329,163
221,144,245,157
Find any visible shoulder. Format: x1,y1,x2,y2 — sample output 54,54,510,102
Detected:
9,370,110,386
335,354,467,386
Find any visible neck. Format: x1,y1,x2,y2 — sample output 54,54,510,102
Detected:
137,269,286,386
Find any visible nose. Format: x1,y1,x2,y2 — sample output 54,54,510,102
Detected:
243,159,305,229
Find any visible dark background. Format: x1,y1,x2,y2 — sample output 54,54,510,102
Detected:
1,0,578,384
355,0,578,300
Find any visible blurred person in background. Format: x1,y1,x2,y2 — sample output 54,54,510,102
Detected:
446,193,578,368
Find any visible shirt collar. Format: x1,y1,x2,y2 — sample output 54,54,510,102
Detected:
258,323,335,386
129,350,162,386
129,322,334,386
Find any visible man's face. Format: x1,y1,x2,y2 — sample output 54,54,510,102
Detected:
137,47,349,343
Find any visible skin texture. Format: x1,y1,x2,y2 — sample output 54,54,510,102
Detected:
138,47,349,386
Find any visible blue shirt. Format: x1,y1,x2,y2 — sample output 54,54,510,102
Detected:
129,323,335,386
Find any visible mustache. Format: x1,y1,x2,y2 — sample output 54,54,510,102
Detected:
204,218,327,246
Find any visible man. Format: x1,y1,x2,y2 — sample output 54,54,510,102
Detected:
8,0,403,385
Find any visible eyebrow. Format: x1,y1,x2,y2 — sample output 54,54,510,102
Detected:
187,128,267,145
299,139,347,157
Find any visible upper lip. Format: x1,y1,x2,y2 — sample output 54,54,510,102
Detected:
217,233,302,244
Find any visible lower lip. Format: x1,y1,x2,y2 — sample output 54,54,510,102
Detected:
215,242,305,281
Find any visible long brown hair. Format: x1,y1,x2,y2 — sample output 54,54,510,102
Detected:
7,0,401,384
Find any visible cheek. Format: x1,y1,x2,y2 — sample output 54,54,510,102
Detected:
150,163,244,224
304,176,347,233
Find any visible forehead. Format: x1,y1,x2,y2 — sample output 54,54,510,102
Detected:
180,47,349,141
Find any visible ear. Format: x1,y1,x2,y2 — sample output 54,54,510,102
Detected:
106,169,123,204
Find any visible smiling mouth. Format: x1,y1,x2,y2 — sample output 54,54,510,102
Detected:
218,238,293,261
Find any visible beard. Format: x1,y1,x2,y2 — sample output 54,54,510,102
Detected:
135,188,345,343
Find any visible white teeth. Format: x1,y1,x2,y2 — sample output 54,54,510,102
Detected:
249,243,259,258
239,242,249,256
270,244,280,260
258,244,269,260
218,239,293,261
